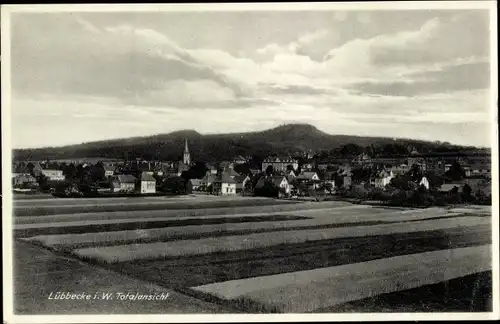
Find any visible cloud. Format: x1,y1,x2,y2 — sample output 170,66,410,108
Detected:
352,61,490,96
11,14,248,107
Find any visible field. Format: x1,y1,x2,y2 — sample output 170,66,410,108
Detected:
13,194,492,314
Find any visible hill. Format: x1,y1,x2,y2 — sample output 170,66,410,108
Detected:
12,124,483,162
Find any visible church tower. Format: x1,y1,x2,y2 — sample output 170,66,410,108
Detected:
183,139,191,165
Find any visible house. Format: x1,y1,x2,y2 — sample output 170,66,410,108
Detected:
261,157,299,172
201,173,217,189
301,161,315,171
390,165,408,177
233,155,249,165
374,170,394,188
110,174,137,193
352,153,372,165
206,164,218,175
187,178,203,193
295,171,320,182
270,175,291,195
221,167,240,179
32,163,65,181
103,165,115,177
470,163,491,178
234,175,251,194
12,174,38,188
212,174,237,195
139,172,156,194
248,168,262,176
343,176,352,189
419,176,430,190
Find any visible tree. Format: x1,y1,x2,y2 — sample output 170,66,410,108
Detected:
90,163,106,183
408,164,423,182
265,165,274,176
445,161,465,181
340,144,363,157
163,176,186,194
63,163,77,180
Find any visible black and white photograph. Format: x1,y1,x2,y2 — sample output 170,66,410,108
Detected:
1,2,498,322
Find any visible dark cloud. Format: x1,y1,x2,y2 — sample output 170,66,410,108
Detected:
353,62,490,97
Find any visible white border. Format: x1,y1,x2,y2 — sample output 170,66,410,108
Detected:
2,2,499,323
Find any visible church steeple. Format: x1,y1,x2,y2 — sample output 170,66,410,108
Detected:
183,139,190,165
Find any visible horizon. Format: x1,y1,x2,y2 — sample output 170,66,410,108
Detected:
13,123,489,151
8,8,494,149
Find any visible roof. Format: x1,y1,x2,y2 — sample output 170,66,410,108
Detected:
140,173,156,182
234,175,249,184
270,176,287,187
188,178,203,186
215,174,237,184
115,174,137,183
255,177,267,189
439,183,463,192
296,172,318,180
103,165,115,172
203,174,217,183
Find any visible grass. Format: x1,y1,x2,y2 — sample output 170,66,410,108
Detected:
72,216,490,264
317,271,493,313
190,245,491,313
14,198,301,217
24,210,469,251
15,214,309,238
106,224,491,289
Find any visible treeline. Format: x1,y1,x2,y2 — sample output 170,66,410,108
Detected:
13,124,485,162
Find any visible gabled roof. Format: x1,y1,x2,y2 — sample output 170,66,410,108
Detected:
115,174,137,183
140,172,156,182
234,175,249,184
188,178,203,186
215,174,237,184
202,174,217,183
254,177,267,189
296,171,318,180
270,176,288,187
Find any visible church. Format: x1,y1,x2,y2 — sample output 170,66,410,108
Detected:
177,139,191,176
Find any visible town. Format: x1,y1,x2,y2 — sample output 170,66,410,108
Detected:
12,138,492,207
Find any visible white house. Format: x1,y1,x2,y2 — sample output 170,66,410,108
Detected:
33,163,65,181
103,165,115,178
419,176,430,190
213,175,237,195
270,176,291,195
140,172,156,194
374,170,394,188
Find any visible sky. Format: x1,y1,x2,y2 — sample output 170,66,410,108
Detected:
8,8,494,149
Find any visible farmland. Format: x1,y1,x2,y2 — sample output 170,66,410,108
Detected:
12,195,492,314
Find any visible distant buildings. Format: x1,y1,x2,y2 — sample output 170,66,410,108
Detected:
139,172,156,194
33,163,65,181
261,157,299,172
110,175,136,193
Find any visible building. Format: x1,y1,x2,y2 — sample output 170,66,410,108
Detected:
295,171,320,182
139,172,156,194
374,170,394,188
233,155,249,165
12,174,38,188
212,174,237,195
201,173,217,190
32,163,65,181
103,165,115,178
419,176,430,190
183,139,191,165
187,178,203,193
261,157,299,173
234,175,251,194
110,174,137,193
270,176,291,195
